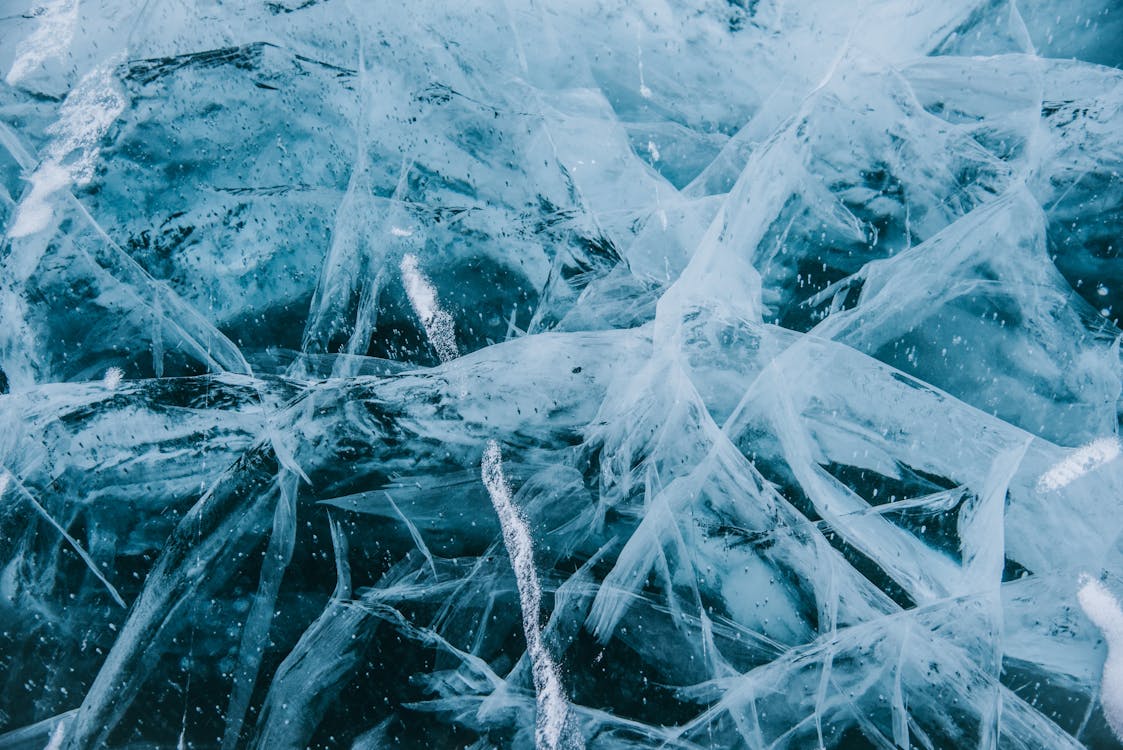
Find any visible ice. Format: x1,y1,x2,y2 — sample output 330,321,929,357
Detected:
400,254,459,364
482,440,582,750
4,0,78,88
1078,577,1123,740
1039,439,1123,492
2,1,1123,748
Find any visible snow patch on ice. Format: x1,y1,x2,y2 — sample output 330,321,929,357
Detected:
4,0,78,86
102,367,124,390
1037,438,1120,492
1078,576,1123,742
400,253,459,363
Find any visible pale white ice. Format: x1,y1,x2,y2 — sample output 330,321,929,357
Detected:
43,718,66,750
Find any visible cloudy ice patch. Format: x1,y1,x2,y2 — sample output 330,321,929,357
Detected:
1037,437,1121,492
482,441,582,750
399,253,459,363
4,0,78,86
1078,576,1123,742
10,61,126,238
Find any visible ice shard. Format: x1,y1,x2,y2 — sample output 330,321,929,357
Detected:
2,1,1123,748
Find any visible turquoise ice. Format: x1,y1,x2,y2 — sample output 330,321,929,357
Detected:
1,1,1123,748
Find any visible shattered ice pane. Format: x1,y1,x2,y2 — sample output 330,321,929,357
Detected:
1,1,1123,749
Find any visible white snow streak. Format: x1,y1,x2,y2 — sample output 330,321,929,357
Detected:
10,62,127,238
399,253,459,362
1037,437,1120,492
1078,576,1123,742
482,441,581,750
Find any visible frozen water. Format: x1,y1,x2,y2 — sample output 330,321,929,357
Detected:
0,1,1122,748
1078,576,1123,740
482,440,583,750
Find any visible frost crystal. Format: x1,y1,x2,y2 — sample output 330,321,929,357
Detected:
1,1,1123,749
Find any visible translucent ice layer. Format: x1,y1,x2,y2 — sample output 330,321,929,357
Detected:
1,1,1123,748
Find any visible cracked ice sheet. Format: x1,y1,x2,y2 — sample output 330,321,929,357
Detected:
2,0,1123,748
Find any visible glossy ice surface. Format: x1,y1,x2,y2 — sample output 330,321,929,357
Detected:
1,1,1123,748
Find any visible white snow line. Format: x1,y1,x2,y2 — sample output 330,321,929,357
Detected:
0,470,126,609
1037,437,1120,492
399,253,459,363
1078,575,1123,742
482,441,580,750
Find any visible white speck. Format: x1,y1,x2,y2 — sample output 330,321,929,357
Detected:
658,209,668,231
5,0,78,86
646,140,660,162
1037,437,1120,491
1098,285,1109,297
103,367,123,389
1078,575,1123,742
399,253,458,363
639,84,653,99
390,226,413,237
482,441,582,750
